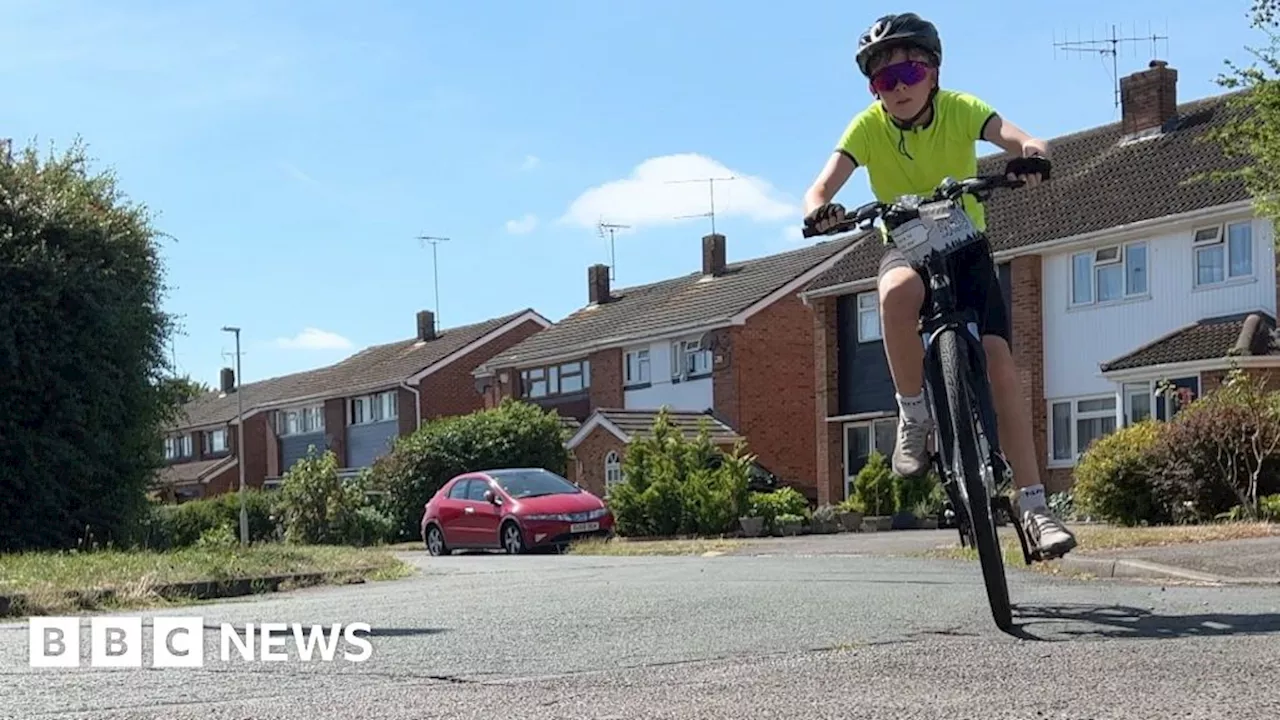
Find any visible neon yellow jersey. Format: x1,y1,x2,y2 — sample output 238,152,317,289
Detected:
836,89,998,236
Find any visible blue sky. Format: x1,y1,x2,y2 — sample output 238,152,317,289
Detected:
0,0,1263,385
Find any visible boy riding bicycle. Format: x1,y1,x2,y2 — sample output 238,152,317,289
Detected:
802,12,1076,559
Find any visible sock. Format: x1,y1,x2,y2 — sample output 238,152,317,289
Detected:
1018,484,1046,514
896,392,930,423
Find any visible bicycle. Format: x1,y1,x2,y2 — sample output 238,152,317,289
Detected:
802,168,1052,631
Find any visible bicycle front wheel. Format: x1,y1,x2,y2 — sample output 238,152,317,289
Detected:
937,327,1012,631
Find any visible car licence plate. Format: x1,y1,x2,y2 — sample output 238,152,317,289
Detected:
570,521,600,533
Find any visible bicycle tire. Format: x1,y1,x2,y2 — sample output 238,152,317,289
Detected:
937,328,1012,631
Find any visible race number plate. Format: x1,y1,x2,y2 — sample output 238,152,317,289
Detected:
890,218,930,253
921,202,978,251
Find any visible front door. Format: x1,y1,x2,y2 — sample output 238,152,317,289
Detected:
465,478,503,547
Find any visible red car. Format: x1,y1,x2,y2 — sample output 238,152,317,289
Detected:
420,468,614,555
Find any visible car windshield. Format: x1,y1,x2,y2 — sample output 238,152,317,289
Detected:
492,469,579,498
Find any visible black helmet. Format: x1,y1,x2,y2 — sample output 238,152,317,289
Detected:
856,13,942,77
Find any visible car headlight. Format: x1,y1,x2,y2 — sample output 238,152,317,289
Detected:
525,513,571,521
588,508,609,520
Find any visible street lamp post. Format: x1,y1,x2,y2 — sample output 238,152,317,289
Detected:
222,326,249,546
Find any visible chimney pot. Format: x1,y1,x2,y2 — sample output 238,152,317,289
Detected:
220,367,235,393
702,233,726,276
588,263,611,304
417,310,436,341
1120,60,1177,135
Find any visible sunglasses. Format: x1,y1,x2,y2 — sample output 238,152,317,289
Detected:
869,60,930,93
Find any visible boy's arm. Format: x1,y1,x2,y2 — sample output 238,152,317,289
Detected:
981,114,1049,158
804,152,857,215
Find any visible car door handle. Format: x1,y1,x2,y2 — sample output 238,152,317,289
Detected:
464,507,474,514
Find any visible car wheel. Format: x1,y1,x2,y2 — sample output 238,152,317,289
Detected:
425,524,450,556
501,521,525,555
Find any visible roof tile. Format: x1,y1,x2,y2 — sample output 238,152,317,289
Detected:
1100,312,1280,372
170,309,539,430
487,237,858,367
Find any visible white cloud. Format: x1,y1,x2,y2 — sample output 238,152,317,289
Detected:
505,214,539,234
520,154,540,171
560,153,798,231
275,328,352,351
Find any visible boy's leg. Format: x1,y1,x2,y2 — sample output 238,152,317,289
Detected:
876,249,932,478
967,247,1076,557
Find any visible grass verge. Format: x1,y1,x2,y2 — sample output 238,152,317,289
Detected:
917,521,1278,578
0,544,414,617
567,536,745,556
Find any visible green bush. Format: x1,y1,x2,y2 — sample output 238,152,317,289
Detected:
277,449,376,545
606,409,755,537
0,141,177,551
1074,420,1167,526
138,489,280,550
747,486,810,533
894,469,939,515
370,399,570,539
850,451,896,515
1150,370,1280,522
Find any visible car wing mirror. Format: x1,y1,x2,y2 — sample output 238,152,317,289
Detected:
484,489,502,505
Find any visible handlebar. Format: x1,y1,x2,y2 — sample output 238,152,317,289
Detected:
800,173,1029,239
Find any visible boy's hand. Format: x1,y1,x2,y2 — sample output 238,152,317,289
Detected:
1009,140,1051,187
804,202,848,234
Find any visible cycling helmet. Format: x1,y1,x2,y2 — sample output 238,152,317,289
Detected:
856,13,942,78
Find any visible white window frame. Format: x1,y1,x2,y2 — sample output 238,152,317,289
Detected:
277,404,325,436
204,428,229,454
856,291,881,342
1193,221,1254,288
672,339,712,381
350,390,398,425
1122,381,1153,426
1048,394,1119,465
624,348,651,388
164,434,193,460
604,450,622,495
1069,240,1149,308
842,416,898,499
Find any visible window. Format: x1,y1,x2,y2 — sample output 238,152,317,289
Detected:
673,340,712,380
1123,382,1151,425
604,451,622,494
844,417,897,494
1193,222,1253,287
520,359,591,398
1071,242,1147,306
164,434,193,460
448,480,471,499
203,428,229,454
277,405,324,436
624,349,650,387
351,390,397,425
1050,396,1117,463
1155,375,1199,421
857,291,881,342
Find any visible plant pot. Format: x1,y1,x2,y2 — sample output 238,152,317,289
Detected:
739,516,765,537
917,516,938,530
782,521,802,536
812,518,837,534
838,511,864,532
862,515,892,532
891,511,918,530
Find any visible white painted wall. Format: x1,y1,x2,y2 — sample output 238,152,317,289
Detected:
621,334,714,412
1043,213,1276,401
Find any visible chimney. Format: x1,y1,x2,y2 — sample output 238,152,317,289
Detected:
220,367,236,393
1120,60,1177,135
588,263,611,304
702,233,726,276
417,310,436,341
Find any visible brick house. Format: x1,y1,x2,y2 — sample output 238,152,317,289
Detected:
154,308,550,502
473,233,864,500
798,60,1278,504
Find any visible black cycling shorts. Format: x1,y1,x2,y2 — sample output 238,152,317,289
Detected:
876,234,1011,343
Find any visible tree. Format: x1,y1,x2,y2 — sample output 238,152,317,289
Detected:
0,140,176,551
1205,1,1280,236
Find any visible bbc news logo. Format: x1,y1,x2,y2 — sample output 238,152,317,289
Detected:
29,617,373,667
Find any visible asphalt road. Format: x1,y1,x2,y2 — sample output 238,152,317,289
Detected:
2,546,1279,719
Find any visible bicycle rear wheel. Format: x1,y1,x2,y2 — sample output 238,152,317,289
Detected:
937,327,1012,631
